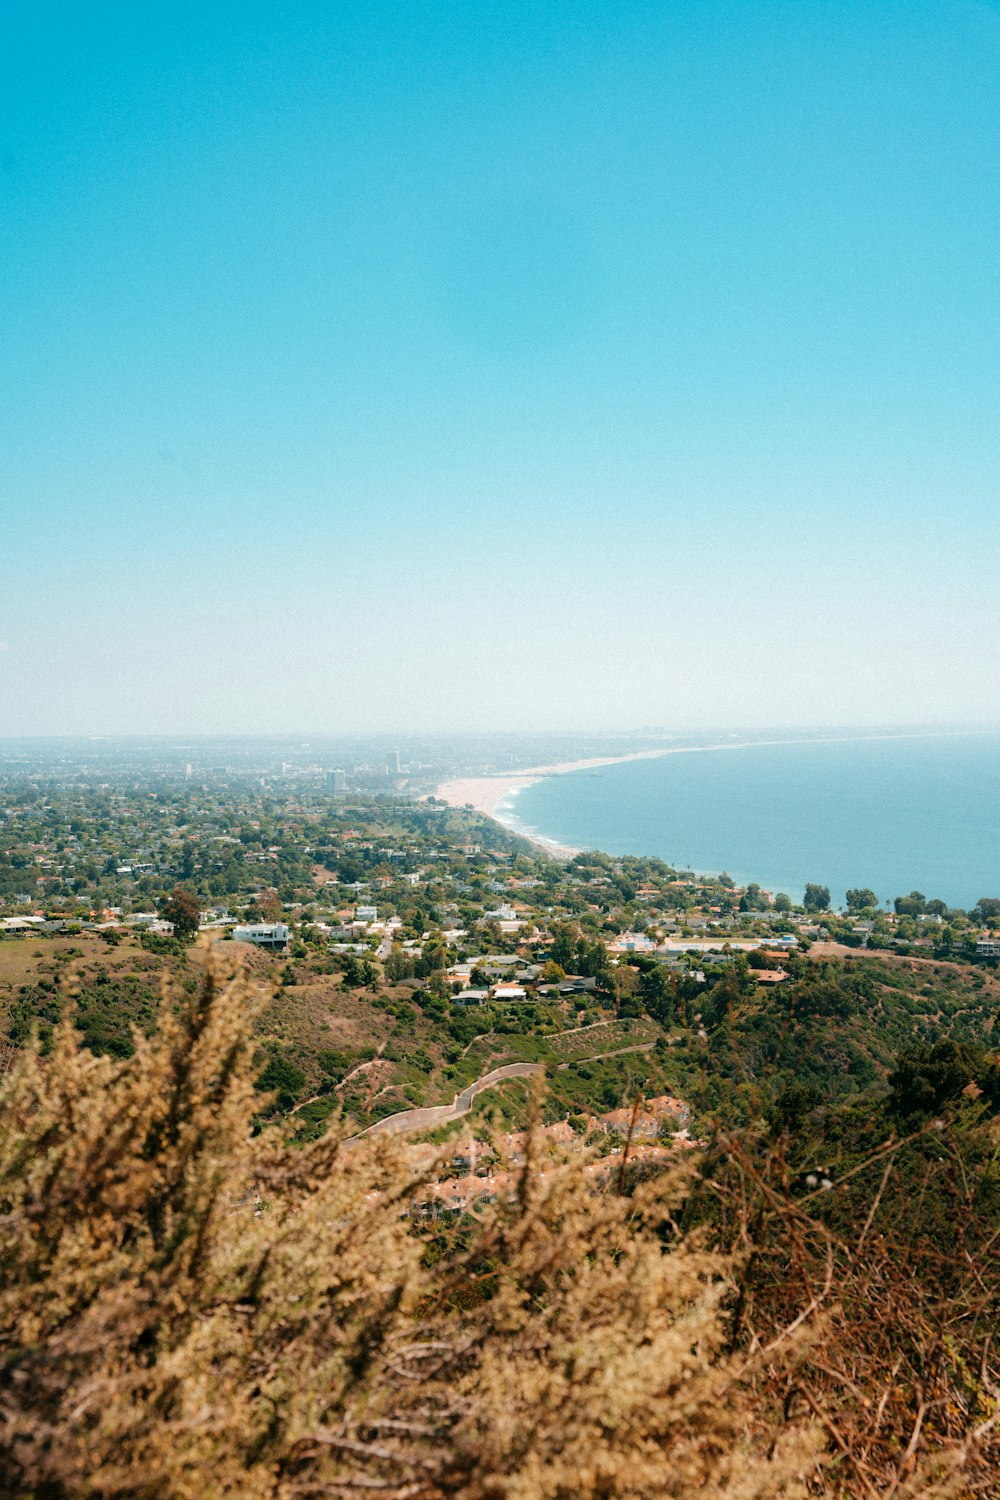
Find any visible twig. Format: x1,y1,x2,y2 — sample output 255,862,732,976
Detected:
857,1158,894,1251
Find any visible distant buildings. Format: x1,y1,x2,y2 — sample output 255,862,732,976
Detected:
326,769,347,793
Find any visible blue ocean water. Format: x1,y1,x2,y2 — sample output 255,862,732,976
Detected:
502,735,1000,909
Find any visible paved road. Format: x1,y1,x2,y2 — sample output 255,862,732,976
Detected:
364,1062,544,1137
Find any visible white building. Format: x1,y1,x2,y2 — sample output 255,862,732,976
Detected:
232,923,290,950
492,983,527,1002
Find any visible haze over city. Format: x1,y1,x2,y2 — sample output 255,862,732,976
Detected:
4,0,1000,735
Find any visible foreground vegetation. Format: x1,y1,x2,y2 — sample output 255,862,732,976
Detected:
0,955,997,1497
2,766,999,1493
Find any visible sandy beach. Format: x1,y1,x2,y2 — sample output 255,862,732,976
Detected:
432,748,681,857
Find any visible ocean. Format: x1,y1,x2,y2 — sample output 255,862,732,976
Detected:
499,733,1000,909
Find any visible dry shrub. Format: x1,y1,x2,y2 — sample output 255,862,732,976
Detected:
0,952,990,1498
0,953,820,1498
693,1127,1000,1498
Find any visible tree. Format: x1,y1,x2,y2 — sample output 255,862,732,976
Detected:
638,963,676,1025
894,891,926,917
341,955,379,989
257,887,282,922
384,943,416,983
845,888,878,913
550,923,577,970
971,896,1000,925
255,1052,305,1110
159,885,200,940
803,883,830,913
773,892,793,913
767,1081,824,1134
888,1039,984,1118
738,882,768,913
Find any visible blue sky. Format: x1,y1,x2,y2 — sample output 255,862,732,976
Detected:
3,0,999,734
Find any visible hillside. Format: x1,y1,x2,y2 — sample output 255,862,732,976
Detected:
3,931,997,1147
1,945,997,1497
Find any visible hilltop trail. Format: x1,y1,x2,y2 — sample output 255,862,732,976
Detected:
557,1041,657,1069
363,1062,544,1137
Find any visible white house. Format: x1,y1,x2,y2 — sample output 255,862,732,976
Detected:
0,915,46,933
485,903,518,921
492,983,527,1002
232,923,290,950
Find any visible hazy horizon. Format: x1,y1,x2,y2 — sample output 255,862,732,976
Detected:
2,720,1000,748
4,2,999,736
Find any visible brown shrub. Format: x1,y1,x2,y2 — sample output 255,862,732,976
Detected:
0,952,992,1497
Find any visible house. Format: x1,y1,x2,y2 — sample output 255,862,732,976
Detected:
537,976,598,998
975,935,1000,957
199,909,234,930
232,923,290,950
355,905,378,922
411,1173,506,1220
492,983,527,1002
596,1096,689,1138
0,915,46,934
608,931,655,953
455,988,490,1005
448,1138,491,1174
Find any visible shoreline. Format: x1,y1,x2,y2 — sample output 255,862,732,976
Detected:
431,728,1000,863
431,748,684,858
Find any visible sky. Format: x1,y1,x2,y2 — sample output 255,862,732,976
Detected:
2,0,1000,736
